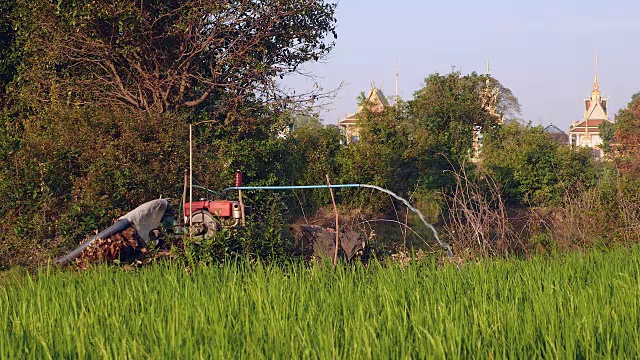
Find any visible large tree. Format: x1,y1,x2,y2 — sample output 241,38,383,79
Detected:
18,0,337,114
406,71,520,186
1,0,338,265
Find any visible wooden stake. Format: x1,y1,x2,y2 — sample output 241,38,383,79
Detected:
182,170,188,221
182,169,188,241
326,174,339,267
239,189,246,227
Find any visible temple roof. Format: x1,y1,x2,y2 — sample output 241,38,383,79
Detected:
583,97,608,121
569,119,607,134
339,114,358,126
339,83,390,126
357,86,390,112
583,54,609,122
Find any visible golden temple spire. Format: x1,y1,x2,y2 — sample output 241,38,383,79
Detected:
593,53,600,93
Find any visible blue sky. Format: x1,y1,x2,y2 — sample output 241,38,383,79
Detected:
287,0,640,130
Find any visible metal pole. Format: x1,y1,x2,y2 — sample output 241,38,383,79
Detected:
189,123,193,237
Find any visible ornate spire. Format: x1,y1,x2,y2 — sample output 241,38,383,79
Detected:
593,53,600,93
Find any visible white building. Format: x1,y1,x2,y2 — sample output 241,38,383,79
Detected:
568,58,613,158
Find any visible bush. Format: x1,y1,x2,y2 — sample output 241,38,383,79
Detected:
481,121,596,206
0,106,189,266
550,171,640,251
337,105,417,212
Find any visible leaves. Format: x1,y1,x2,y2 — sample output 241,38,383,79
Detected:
19,0,338,114
481,121,596,206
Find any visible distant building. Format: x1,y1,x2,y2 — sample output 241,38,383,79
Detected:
568,56,613,158
338,84,390,143
472,64,504,162
545,124,569,144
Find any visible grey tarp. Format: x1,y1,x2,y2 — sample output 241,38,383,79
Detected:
119,199,168,243
289,224,366,260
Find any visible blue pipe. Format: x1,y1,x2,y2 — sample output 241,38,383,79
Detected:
222,184,361,195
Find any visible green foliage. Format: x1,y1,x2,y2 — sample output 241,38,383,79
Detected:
287,124,344,212
598,119,615,154
0,105,190,265
4,248,640,357
290,109,323,131
16,0,338,113
490,76,522,122
408,72,502,168
550,170,640,250
0,0,340,266
338,104,416,210
482,121,596,206
290,71,521,216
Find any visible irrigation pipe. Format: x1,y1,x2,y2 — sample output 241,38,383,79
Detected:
222,184,454,257
55,219,132,266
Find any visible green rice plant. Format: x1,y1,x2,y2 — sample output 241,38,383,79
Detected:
1,248,640,359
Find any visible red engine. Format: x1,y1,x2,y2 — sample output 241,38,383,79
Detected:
184,200,241,219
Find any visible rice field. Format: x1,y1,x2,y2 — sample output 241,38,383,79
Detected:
2,248,640,359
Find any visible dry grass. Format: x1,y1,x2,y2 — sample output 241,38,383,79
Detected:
442,166,524,258
550,178,640,251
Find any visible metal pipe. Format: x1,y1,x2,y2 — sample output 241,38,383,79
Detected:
55,219,132,266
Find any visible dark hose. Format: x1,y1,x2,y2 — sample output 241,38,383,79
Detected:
55,219,132,266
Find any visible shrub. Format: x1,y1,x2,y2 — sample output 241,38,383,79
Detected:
481,121,596,206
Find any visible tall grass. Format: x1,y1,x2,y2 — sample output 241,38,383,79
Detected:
2,248,640,359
